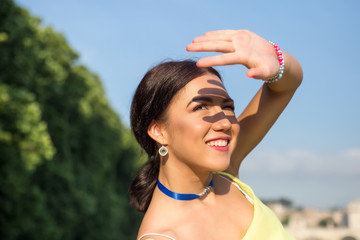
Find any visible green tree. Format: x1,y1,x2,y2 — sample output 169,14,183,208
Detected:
0,1,143,239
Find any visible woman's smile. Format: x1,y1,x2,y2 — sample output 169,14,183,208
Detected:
206,136,231,151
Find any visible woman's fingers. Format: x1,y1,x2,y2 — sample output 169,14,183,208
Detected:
192,34,233,43
191,30,240,43
195,53,241,67
246,68,264,79
187,29,280,80
186,41,235,53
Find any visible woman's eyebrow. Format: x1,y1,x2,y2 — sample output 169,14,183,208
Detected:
187,96,213,107
187,95,234,107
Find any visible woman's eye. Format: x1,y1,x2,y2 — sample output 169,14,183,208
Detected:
193,104,207,111
223,105,235,111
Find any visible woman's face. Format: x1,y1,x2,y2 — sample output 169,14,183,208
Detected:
162,73,240,172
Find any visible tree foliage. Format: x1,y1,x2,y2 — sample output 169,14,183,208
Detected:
0,1,144,239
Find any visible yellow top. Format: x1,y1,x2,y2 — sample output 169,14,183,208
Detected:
214,171,295,240
138,172,295,240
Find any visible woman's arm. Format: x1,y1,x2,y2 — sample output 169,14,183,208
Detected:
232,51,302,173
186,30,303,174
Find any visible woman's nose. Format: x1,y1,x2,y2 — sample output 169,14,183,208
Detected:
212,111,232,132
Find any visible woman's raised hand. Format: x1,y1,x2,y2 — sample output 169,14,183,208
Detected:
186,30,281,80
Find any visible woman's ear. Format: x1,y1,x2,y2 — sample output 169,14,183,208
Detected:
147,120,168,145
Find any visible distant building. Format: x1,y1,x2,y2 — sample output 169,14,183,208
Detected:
266,198,360,240
347,199,360,230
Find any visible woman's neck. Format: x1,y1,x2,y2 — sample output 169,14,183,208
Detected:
158,159,213,197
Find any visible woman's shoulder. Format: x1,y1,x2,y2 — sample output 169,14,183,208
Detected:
213,171,255,204
137,218,178,240
137,194,180,240
138,218,178,240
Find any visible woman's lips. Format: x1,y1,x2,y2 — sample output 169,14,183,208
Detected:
206,139,230,152
208,145,229,152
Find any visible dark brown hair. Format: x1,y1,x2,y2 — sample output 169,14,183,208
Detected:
129,60,221,213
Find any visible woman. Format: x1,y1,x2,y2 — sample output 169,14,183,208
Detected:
130,30,303,240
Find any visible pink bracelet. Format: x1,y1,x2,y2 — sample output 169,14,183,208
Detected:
265,41,285,83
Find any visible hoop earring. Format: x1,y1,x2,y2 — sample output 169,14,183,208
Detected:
158,146,168,157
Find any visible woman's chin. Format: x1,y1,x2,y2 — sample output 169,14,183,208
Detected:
207,159,231,172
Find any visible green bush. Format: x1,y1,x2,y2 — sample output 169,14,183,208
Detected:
0,1,143,239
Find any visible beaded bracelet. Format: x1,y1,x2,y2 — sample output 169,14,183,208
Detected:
265,41,285,83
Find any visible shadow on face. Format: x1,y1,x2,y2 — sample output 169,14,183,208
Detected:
196,80,238,125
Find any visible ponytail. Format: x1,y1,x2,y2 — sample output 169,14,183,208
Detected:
129,156,160,212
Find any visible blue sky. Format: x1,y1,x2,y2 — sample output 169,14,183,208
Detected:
15,0,360,209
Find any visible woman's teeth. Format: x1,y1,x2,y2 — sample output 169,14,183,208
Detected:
207,140,228,147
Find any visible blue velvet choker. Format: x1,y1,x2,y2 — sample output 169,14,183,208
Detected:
157,179,214,200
